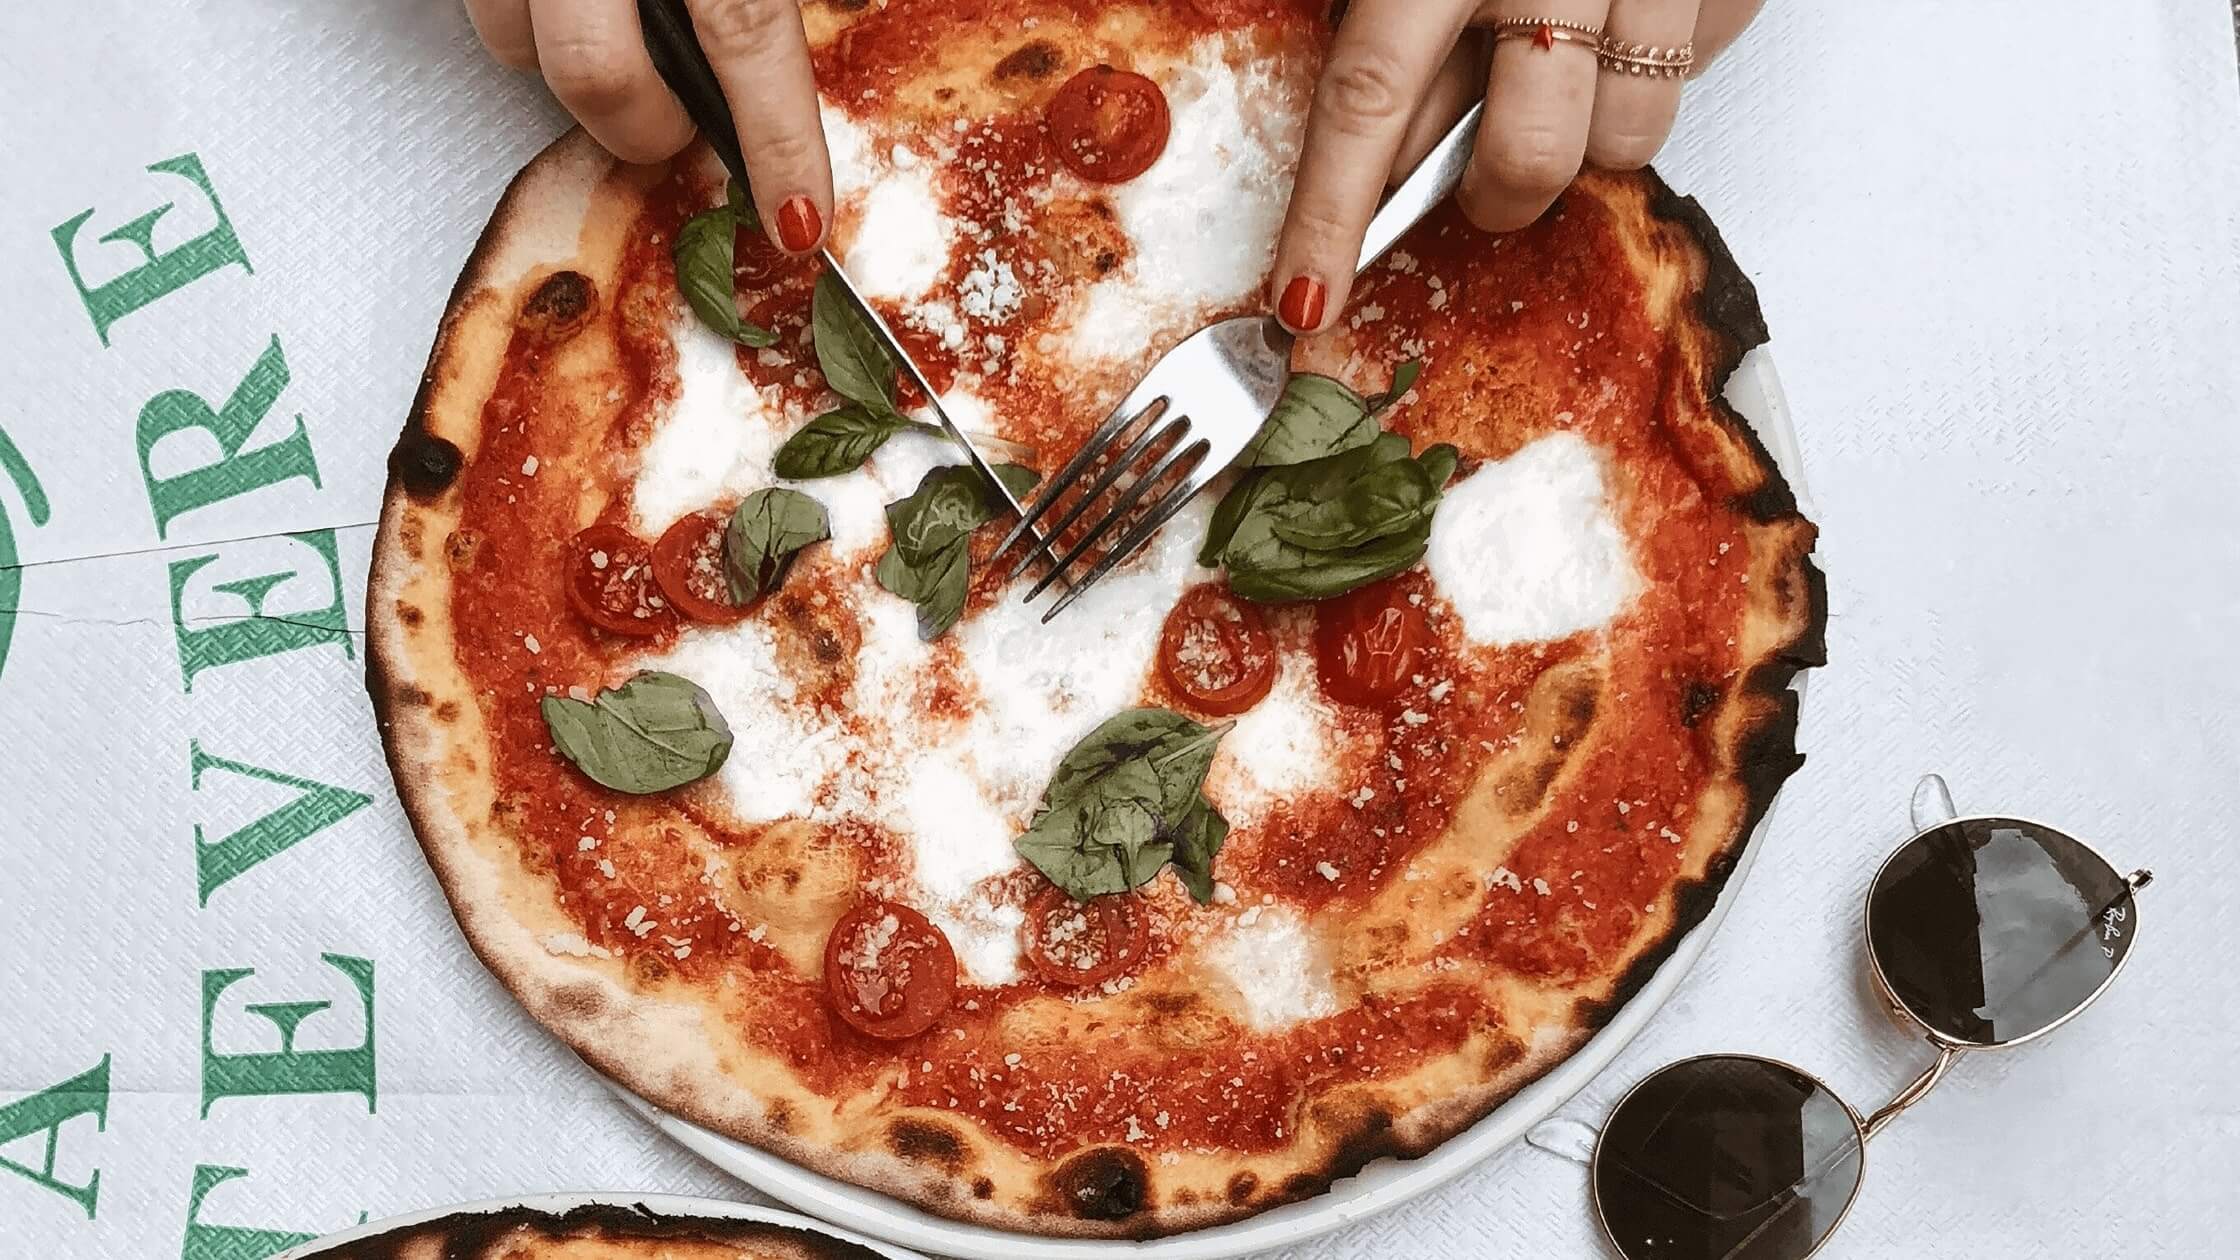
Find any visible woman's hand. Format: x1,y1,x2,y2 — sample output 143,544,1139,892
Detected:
1271,0,1764,333
464,0,834,253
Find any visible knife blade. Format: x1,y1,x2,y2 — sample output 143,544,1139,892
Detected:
635,0,1027,520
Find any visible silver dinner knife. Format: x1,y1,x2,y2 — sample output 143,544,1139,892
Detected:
636,0,1026,518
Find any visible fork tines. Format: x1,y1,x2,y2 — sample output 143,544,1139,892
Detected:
994,390,1214,622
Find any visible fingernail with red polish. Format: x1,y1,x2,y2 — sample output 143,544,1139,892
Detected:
776,196,823,254
1278,274,1327,333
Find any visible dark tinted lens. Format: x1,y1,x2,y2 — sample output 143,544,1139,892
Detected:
1594,1056,1863,1260
1868,818,2134,1045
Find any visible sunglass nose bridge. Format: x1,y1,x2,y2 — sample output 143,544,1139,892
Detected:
1909,773,1959,831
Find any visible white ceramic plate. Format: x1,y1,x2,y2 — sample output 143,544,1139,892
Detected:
620,349,1811,1260
274,1192,929,1258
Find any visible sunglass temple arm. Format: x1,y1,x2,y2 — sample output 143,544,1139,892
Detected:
1860,1043,1962,1141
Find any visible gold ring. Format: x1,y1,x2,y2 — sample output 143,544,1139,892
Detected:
1490,18,1604,52
1596,38,1696,79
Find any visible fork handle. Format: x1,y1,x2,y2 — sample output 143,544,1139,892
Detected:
1354,102,1485,277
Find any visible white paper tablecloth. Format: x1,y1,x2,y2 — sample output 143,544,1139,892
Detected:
3,3,2235,1256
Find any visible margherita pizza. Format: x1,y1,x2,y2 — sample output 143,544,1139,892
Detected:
369,0,1824,1239
300,1204,883,1260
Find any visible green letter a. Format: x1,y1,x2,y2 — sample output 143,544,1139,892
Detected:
0,1056,110,1218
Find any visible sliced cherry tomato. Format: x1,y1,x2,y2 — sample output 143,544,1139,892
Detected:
565,523,672,638
1045,65,1171,184
823,900,959,1040
651,512,751,624
1313,577,1429,706
1157,584,1277,716
1022,888,1147,988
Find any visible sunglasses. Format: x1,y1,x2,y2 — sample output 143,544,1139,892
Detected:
1588,775,2152,1260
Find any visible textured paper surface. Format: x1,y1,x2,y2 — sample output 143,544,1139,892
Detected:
3,2,2237,1257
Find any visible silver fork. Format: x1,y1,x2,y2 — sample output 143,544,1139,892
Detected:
999,102,1486,621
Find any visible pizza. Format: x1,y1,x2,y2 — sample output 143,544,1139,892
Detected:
368,0,1824,1240
298,1204,884,1259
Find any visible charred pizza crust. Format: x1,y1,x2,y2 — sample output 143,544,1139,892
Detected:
369,5,1823,1239
300,1203,886,1259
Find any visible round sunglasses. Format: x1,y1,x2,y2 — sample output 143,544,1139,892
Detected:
1589,775,2151,1260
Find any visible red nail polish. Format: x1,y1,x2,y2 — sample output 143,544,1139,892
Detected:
776,196,823,254
1278,274,1327,332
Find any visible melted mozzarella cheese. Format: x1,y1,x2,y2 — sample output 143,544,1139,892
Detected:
1208,906,1338,1030
1205,647,1337,825
1427,433,1641,645
1060,34,1303,365
953,496,1215,813
839,146,951,302
629,321,793,534
632,620,841,825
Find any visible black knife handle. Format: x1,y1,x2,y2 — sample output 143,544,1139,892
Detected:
636,0,749,185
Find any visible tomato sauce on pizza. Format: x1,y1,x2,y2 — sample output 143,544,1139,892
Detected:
371,0,1822,1237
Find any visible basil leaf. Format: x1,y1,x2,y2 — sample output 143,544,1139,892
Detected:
883,463,1039,563
1269,458,1440,551
1017,798,1170,901
1364,359,1423,415
725,177,758,228
1014,708,1230,901
811,269,898,413
773,404,910,480
873,536,937,603
541,671,733,795
1043,709,1218,813
1199,470,1267,567
911,541,972,641
885,466,996,563
723,487,830,602
1169,799,1230,904
1226,519,1434,604
1417,441,1461,489
872,462,1037,640
1239,373,1378,468
989,461,1039,502
674,207,778,348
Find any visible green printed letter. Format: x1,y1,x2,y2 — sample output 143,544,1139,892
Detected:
168,527,352,692
181,1165,356,1260
138,336,322,537
200,955,376,1117
52,153,253,345
0,1056,110,1218
191,741,372,906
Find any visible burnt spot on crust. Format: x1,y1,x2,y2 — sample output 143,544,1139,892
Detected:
1225,1171,1258,1205
767,1098,795,1134
1054,1147,1147,1221
1645,176,1768,357
547,982,606,1023
1322,1102,1402,1171
629,952,670,985
389,428,463,501
994,40,1063,81
393,685,432,708
1681,678,1720,728
971,1176,995,1200
519,269,597,343
888,1118,967,1170
434,700,460,723
445,528,484,571
394,602,423,628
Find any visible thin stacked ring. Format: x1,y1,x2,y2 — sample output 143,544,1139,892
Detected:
1490,17,1697,80
1597,38,1695,79
1488,18,1604,52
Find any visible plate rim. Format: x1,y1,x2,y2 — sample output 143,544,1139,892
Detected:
620,347,1810,1259
273,1191,929,1259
